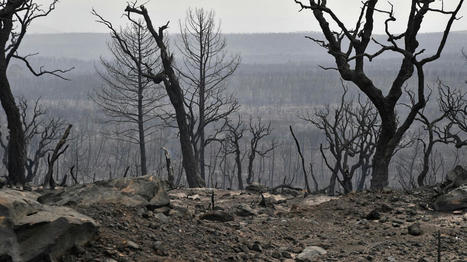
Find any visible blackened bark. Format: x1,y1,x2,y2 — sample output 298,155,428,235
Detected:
125,5,205,187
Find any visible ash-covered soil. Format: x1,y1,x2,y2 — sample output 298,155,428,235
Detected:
62,188,466,262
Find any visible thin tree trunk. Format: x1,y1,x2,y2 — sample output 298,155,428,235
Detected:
235,144,243,190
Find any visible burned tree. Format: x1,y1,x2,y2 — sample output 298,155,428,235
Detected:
439,84,467,148
125,4,205,187
246,118,274,185
294,0,464,189
177,8,240,181
0,0,71,186
92,11,165,176
0,97,66,183
224,116,246,189
304,85,378,195
43,124,72,189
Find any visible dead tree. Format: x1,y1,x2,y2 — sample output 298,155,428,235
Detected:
0,0,72,186
177,8,240,181
92,12,165,176
224,116,246,189
294,0,464,189
409,86,451,187
0,97,66,183
439,84,467,148
125,4,205,187
162,147,175,188
246,118,274,185
43,124,72,189
289,126,312,194
304,85,378,195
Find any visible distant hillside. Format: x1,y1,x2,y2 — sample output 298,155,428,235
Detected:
19,31,467,64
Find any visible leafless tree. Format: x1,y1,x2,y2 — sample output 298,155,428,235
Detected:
294,0,464,189
0,97,66,183
439,84,467,148
246,117,274,185
176,8,240,181
408,86,452,186
0,0,72,186
92,11,165,176
125,3,205,187
304,85,378,195
224,116,246,189
43,124,72,189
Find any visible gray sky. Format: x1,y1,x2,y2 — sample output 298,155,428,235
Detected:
30,0,467,34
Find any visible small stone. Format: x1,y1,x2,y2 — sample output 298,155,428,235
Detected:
408,223,423,236
366,209,381,220
281,251,292,258
235,204,257,217
296,246,327,261
379,204,393,213
154,213,170,223
126,240,140,250
250,242,263,252
271,251,281,258
200,211,234,222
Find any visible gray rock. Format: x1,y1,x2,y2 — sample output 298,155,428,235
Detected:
154,213,170,223
126,240,140,250
434,185,467,211
366,209,381,220
296,246,327,262
38,175,170,209
245,183,268,193
446,166,467,188
199,211,234,222
235,204,257,217
0,189,98,262
408,223,424,236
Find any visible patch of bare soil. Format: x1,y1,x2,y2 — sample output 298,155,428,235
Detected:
62,188,466,262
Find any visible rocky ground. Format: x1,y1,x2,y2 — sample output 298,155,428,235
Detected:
61,187,466,262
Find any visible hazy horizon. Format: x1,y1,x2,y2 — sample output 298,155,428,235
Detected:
29,0,467,34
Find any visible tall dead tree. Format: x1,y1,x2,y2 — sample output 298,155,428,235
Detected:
125,4,205,187
294,0,464,189
92,11,165,176
0,0,71,186
177,8,240,181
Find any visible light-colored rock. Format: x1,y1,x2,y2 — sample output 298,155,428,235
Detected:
296,246,327,261
38,175,170,209
0,189,98,262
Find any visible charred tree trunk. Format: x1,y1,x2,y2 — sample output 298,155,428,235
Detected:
0,69,26,186
125,5,205,187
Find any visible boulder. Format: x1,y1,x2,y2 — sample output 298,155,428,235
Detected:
433,185,467,211
38,175,170,209
0,189,98,262
445,165,467,188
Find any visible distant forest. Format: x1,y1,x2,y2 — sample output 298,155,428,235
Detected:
2,31,467,192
